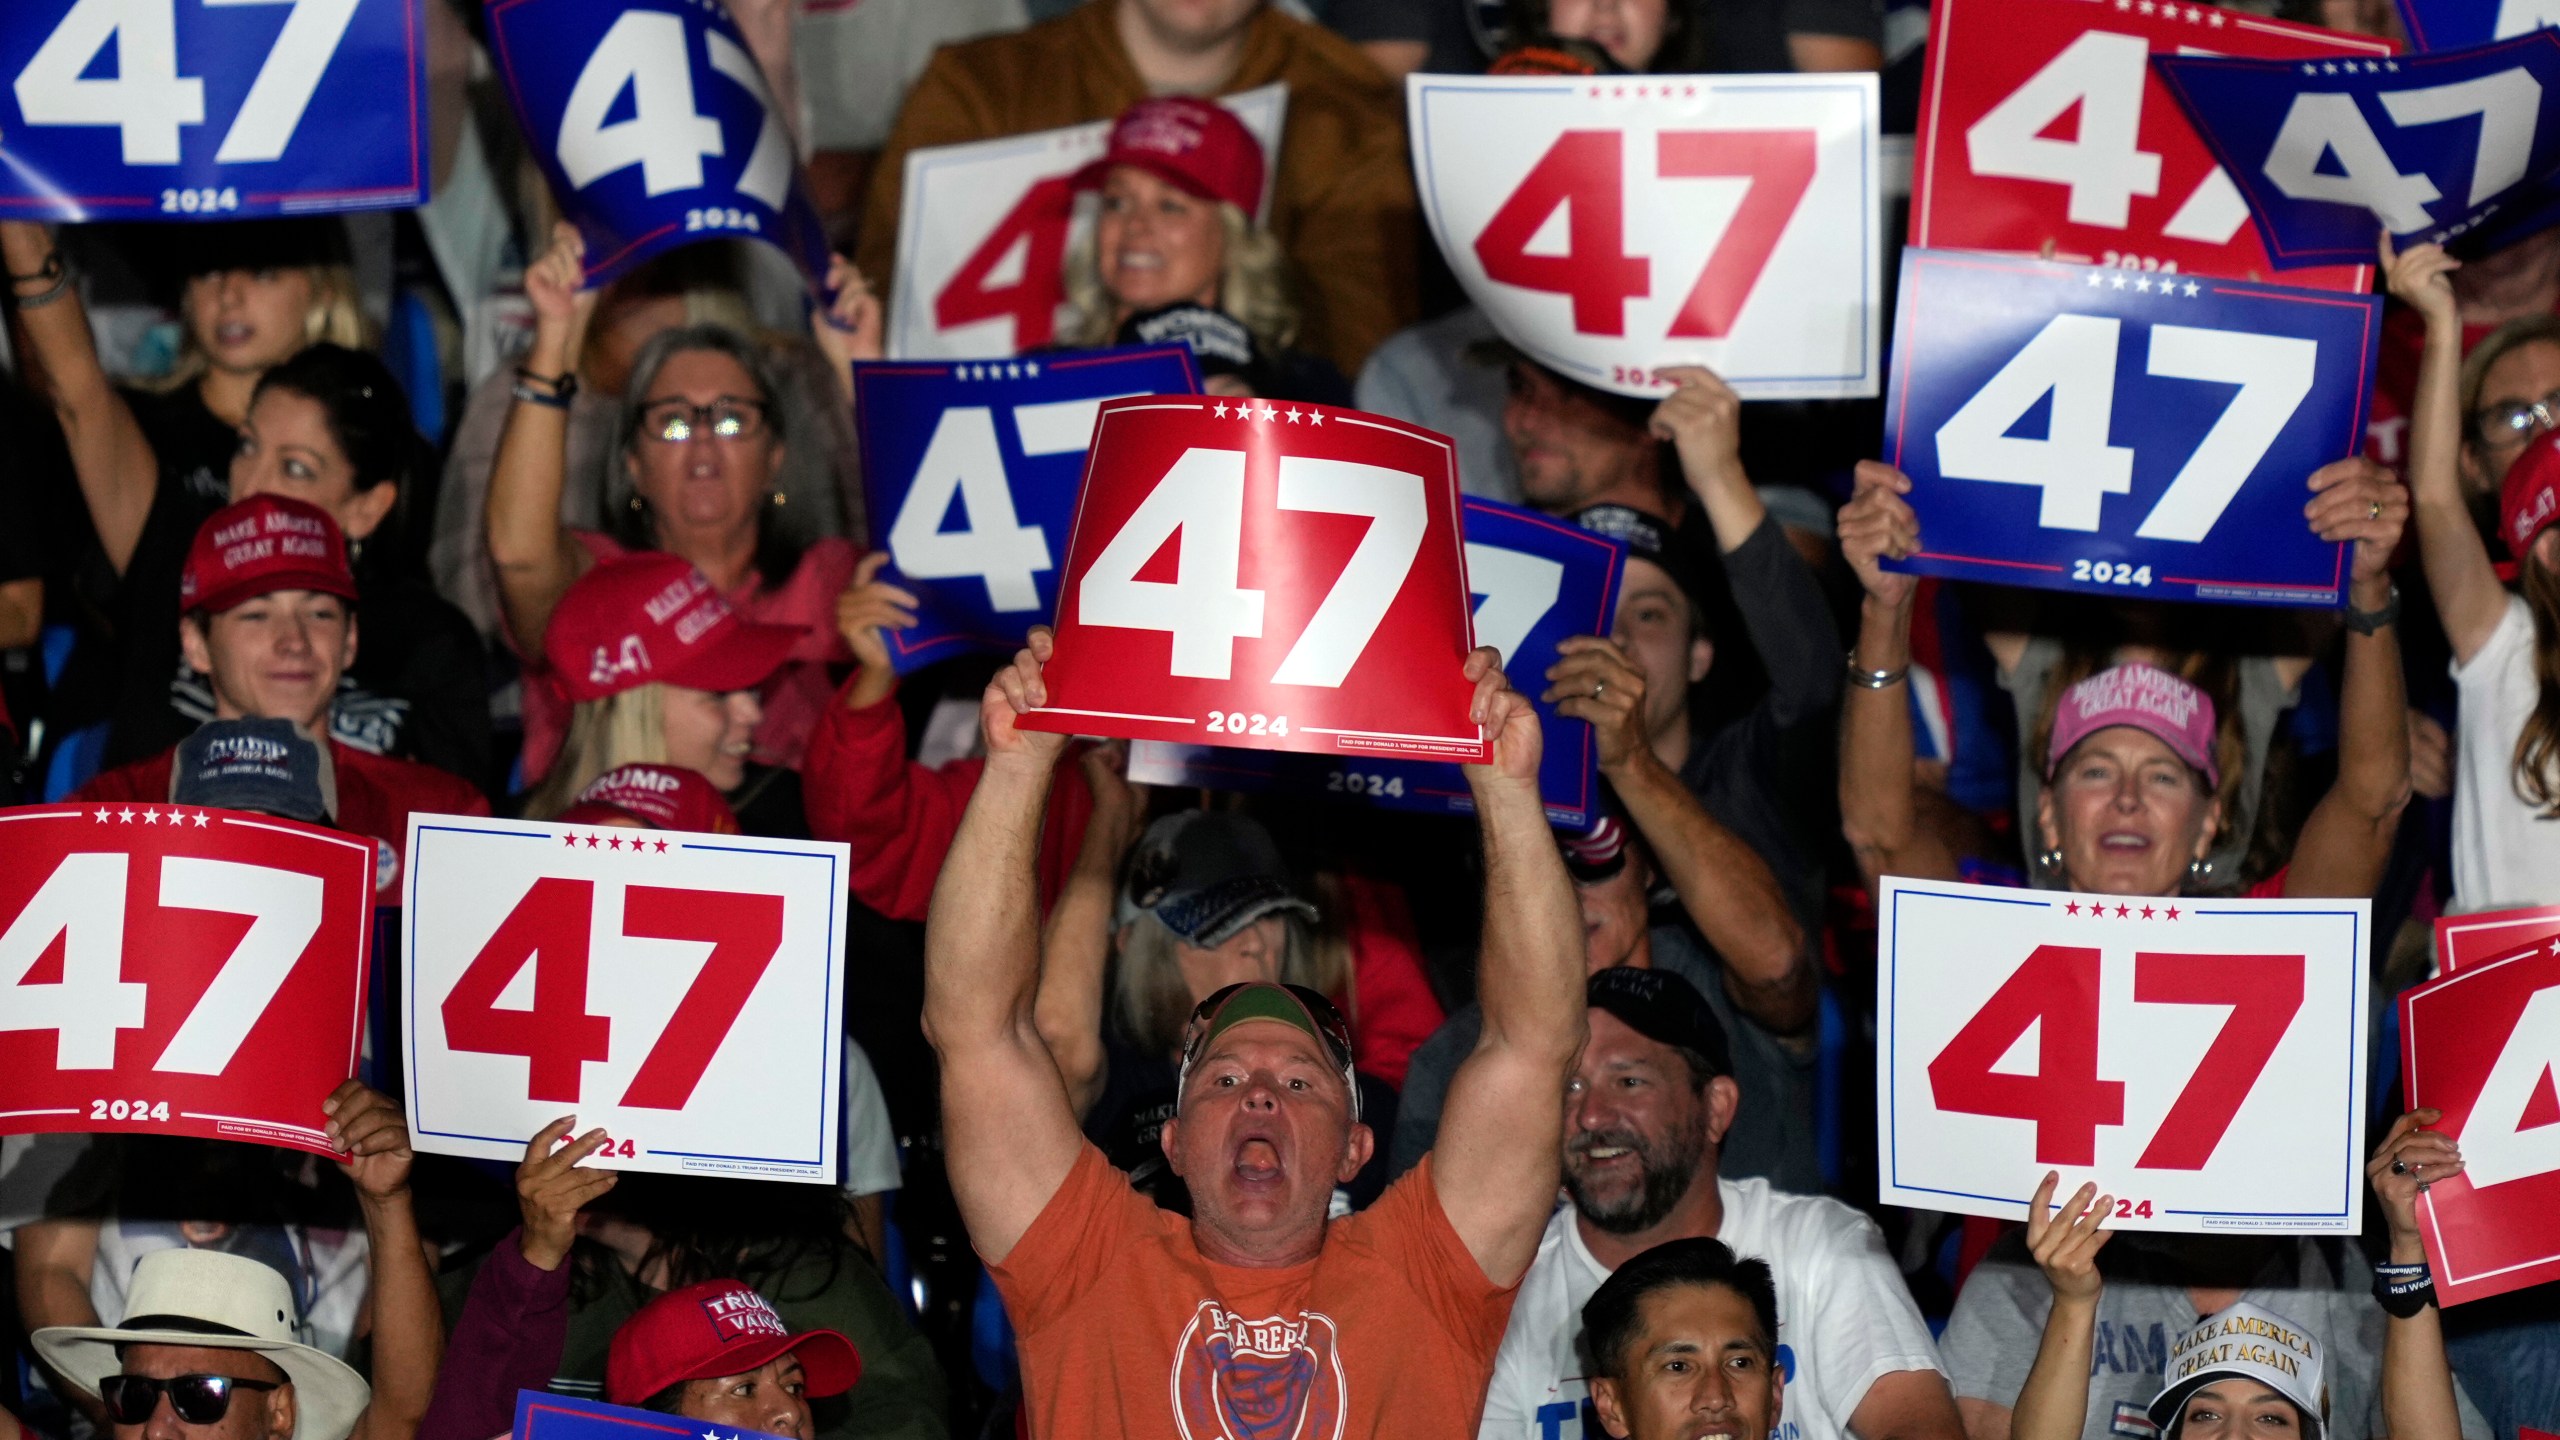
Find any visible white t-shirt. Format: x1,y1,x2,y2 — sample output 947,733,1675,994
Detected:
1480,1179,1947,1440
2451,595,2560,912
841,1041,901,1198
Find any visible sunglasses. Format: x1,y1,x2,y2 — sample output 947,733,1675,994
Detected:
636,398,769,445
101,1374,281,1426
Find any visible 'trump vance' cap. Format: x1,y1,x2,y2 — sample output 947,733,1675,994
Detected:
543,553,804,704
2148,1302,2326,1440
560,763,740,832
605,1280,861,1407
1073,95,1265,215
2046,663,2220,791
1587,966,1733,1080
1175,980,1360,1118
172,717,334,823
182,495,359,616
2503,429,2560,560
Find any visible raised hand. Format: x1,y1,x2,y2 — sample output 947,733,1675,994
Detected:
2304,455,2409,595
813,255,884,379
1463,645,1544,788
1840,461,1922,609
2025,1171,2114,1304
525,222,592,334
516,1115,619,1271
1544,634,1649,772
324,1081,413,1203
2368,1108,2463,1254
2381,234,2460,332
835,550,921,708
983,627,1071,771
1649,365,1745,490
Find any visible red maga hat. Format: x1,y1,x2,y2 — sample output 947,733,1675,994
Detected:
181,496,358,615
605,1280,860,1407
1073,95,1265,216
559,763,740,833
542,553,803,704
2502,428,2560,561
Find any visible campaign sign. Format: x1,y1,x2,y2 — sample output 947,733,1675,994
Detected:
403,814,848,1183
853,344,1201,673
1126,497,1627,827
516,1391,787,1440
887,85,1287,361
0,0,430,221
2437,902,2560,973
2400,933,2560,1303
1910,0,2388,292
2395,0,2560,53
1410,72,1881,400
484,0,828,288
1878,877,2371,1233
1016,398,1488,763
1883,249,2380,608
0,803,374,1157
2154,33,2560,268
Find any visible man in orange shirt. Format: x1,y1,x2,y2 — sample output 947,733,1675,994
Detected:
923,628,1587,1437
856,0,1418,375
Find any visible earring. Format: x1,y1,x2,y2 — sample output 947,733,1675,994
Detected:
2186,857,2214,884
769,491,786,508
627,493,645,514
2036,846,2064,874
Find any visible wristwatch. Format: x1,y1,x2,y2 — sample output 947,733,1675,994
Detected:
2344,582,2400,636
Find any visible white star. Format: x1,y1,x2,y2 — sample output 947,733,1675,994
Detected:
2115,0,2131,9
2138,1,2154,13
1307,410,1324,426
2207,6,2223,20
118,807,135,823
2549,937,2560,956
2134,275,2153,292
2185,5,2201,17
95,806,112,822
2322,61,2339,73
143,807,160,824
192,810,209,827
2183,280,2200,296
1284,408,1302,423
1212,401,1230,418
2110,273,2129,289
1024,360,1040,377
2301,62,2320,74
2366,60,2383,71
1256,404,1278,422
1006,363,1022,379
2384,58,2397,69
2088,272,2105,286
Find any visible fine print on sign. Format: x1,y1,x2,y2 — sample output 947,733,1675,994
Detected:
402,814,849,1184
0,804,375,1157
888,85,1287,361
484,0,830,288
1018,397,1487,763
1909,0,2388,291
2400,932,2560,1303
1410,71,1881,400
1883,247,2380,608
1878,878,2371,1234
1126,495,1626,828
0,0,432,221
853,344,1201,673
2438,902,2560,973
2155,31,2560,268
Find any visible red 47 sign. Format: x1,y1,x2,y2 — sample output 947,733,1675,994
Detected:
1017,398,1487,762
1879,877,2371,1232
2401,934,2560,1304
2436,903,2560,974
1410,73,1880,400
0,804,374,1157
1911,0,2390,290
886,86,1286,361
402,815,850,1183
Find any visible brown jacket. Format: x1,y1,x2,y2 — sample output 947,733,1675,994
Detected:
855,1,1420,376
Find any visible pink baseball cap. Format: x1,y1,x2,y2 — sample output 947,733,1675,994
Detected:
2046,663,2220,791
542,553,803,704
1073,96,1265,216
2502,429,2560,560
559,763,740,833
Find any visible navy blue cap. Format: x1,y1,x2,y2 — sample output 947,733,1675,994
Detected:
171,718,331,823
1587,966,1732,1079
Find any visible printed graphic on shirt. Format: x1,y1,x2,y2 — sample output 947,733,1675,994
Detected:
1171,1301,1346,1440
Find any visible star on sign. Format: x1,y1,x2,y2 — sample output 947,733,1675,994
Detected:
562,833,578,847
2183,281,2200,296
2301,62,2320,74
2384,58,2398,69
2110,272,2129,289
1006,363,1022,379
607,836,624,850
1256,403,1279,422
2065,901,2082,915
1307,410,1325,426
2207,8,2223,22
143,807,161,824
1284,408,1302,423
2185,6,2202,18
655,839,670,853
1212,401,1230,419
2323,61,2340,73
2134,275,2153,292
585,834,601,849
2138,0,2153,12
2166,907,2180,920
1025,361,1040,377
2549,937,2560,956
192,810,209,827
2141,905,2156,919
94,806,112,822
119,807,135,823
2088,272,2105,287
2115,904,2133,918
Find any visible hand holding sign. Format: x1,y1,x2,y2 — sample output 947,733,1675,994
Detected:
2399,932,2560,1303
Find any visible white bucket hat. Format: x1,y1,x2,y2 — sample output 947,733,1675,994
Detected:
2148,1301,2327,1440
33,1249,370,1440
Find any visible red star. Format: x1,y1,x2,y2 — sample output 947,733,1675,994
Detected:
2166,907,2180,921
654,839,669,853
2065,901,2081,915
607,836,624,850
562,834,577,847
2140,905,2156,919
584,834,601,848
2114,904,2132,918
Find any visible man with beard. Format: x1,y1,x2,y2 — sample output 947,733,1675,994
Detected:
923,630,1585,1438
1479,968,1960,1440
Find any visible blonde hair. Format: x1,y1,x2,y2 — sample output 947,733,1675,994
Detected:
1063,201,1301,354
523,685,668,819
1111,911,1345,1059
145,263,369,395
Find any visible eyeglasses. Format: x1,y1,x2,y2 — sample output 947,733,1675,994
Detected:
101,1374,281,1426
2473,387,2560,444
636,398,769,445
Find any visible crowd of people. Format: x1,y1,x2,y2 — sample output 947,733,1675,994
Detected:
0,0,2555,1438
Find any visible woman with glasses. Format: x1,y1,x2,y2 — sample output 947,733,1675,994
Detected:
2387,238,2560,913
487,225,879,788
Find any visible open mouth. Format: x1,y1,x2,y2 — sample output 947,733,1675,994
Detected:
2098,831,2153,852
1231,1129,1286,1186
214,322,256,348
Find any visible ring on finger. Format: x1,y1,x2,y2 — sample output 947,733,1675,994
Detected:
2368,499,2382,521
2392,1159,2408,1174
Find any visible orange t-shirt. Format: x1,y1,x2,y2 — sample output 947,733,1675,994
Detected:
988,1143,1519,1439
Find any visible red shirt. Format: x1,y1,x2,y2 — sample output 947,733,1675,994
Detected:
78,741,491,902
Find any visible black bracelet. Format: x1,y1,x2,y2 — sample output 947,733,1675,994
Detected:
2373,1260,2436,1317
2344,581,2401,636
8,252,71,309
6,251,63,287
514,366,579,403
510,380,572,411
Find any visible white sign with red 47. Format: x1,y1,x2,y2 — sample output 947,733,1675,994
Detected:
1878,877,2370,1233
1410,72,1880,401
887,84,1287,361
401,815,849,1184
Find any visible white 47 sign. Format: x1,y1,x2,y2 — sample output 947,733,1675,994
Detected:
1879,878,2371,1233
1410,72,1880,400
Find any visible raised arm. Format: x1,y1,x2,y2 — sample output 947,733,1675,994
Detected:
2,221,161,573
2384,238,2511,664
2369,1111,2463,1440
1430,652,1590,1284
810,256,883,407
1548,635,1812,1034
920,629,1088,1263
1033,744,1149,1120
2286,457,2412,899
485,223,599,660
326,1083,441,1440
1838,462,1961,890
2010,1173,2113,1440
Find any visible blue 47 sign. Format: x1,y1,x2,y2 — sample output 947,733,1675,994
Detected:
1884,248,2379,607
485,0,828,288
2396,0,2560,54
2154,33,2560,267
0,0,430,220
1128,497,1627,828
853,345,1200,672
